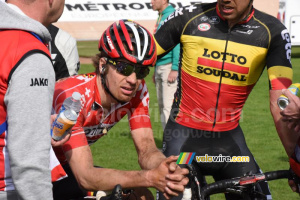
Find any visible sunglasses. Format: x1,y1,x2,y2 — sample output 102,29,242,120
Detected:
106,58,150,79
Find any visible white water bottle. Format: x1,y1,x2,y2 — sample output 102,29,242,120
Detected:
182,188,192,200
51,92,82,141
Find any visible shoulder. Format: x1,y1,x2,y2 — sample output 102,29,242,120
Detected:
6,30,50,54
56,73,96,89
165,5,176,13
253,9,287,31
53,73,97,109
55,73,96,97
0,30,51,76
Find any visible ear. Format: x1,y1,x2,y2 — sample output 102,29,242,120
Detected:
99,57,107,75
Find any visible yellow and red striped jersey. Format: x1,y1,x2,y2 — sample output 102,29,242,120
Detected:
154,2,292,132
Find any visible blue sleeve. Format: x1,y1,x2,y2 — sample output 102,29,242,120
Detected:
171,44,180,71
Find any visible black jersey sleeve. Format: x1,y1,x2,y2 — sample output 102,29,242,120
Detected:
266,16,292,70
258,12,293,89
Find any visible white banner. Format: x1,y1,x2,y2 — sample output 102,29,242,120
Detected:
59,0,217,22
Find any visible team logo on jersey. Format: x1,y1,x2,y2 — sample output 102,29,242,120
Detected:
241,25,260,29
30,78,48,86
200,16,208,22
84,125,112,138
208,16,220,24
281,29,292,63
236,30,254,35
198,23,211,31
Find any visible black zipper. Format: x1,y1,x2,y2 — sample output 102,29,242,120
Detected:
212,28,231,129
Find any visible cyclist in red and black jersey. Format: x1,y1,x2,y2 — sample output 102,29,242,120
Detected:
52,20,189,200
153,0,298,199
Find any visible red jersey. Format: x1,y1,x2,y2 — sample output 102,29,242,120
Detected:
53,73,151,163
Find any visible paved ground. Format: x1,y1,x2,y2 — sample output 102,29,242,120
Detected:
80,57,92,64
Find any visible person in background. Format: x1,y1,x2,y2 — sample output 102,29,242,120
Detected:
48,24,80,81
154,0,298,199
52,19,189,200
151,0,180,130
0,0,65,199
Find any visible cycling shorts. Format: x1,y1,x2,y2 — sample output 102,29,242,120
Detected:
158,119,271,200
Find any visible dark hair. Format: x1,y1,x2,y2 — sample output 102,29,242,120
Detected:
92,51,108,75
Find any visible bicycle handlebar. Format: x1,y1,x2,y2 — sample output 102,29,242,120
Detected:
201,176,240,197
264,170,289,181
200,170,290,198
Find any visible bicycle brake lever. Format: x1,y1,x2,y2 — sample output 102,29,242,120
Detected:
186,164,197,177
289,168,300,193
186,164,202,200
112,185,122,200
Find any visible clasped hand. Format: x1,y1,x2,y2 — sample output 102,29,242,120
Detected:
280,89,300,132
147,155,189,199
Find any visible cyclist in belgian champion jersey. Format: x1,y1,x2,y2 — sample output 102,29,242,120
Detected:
51,19,189,200
153,0,299,199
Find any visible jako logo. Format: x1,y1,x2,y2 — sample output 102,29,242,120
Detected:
198,23,211,31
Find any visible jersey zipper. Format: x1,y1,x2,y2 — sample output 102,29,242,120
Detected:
212,28,232,129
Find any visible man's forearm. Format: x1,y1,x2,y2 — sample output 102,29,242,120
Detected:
131,128,167,170
79,167,152,191
270,90,299,156
138,148,166,170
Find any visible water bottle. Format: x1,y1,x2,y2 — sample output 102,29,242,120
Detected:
51,92,82,141
277,83,300,110
182,188,192,200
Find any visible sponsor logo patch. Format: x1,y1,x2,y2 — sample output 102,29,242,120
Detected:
208,16,220,24
30,78,48,86
198,23,211,31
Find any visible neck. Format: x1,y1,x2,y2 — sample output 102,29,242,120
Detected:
97,75,117,110
228,5,252,28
